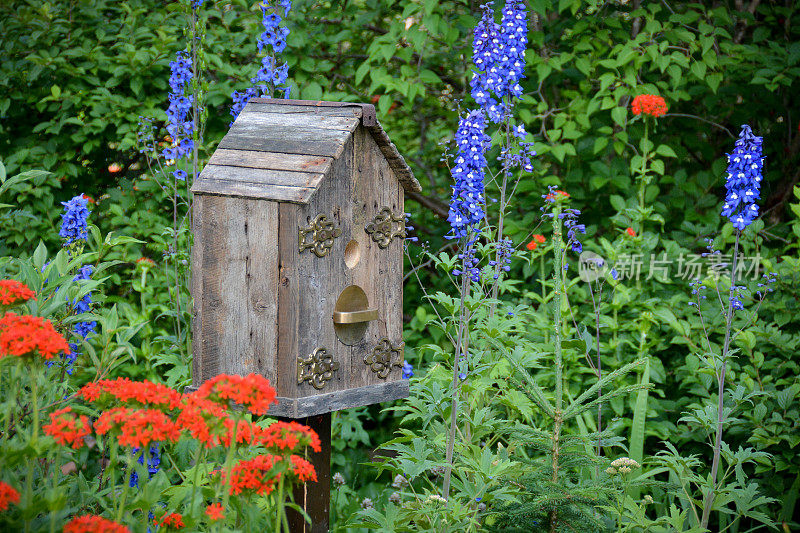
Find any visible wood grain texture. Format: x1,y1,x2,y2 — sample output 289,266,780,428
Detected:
235,110,359,132
193,196,279,384
191,195,205,388
200,164,323,187
269,380,410,417
192,178,318,204
276,202,300,397
366,123,422,193
218,134,348,159
245,101,364,119
208,149,333,174
291,135,354,398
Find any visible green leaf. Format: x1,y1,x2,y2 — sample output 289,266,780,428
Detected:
630,357,650,467
707,73,723,93
51,85,61,99
611,106,627,127
355,60,371,86
656,144,677,158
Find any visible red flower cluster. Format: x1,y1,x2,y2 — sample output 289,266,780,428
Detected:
43,407,91,449
526,234,546,251
205,503,225,521
258,421,322,453
63,515,130,533
196,373,277,415
155,513,184,530
223,454,283,496
0,313,69,360
0,280,36,306
544,190,569,202
79,378,182,410
290,455,317,483
626,227,636,237
95,407,180,448
631,94,668,118
0,481,20,512
176,394,230,448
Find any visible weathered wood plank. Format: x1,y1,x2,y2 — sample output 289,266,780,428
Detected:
276,202,300,397
294,136,352,398
235,110,359,132
200,164,323,188
218,134,348,159
245,101,364,119
268,380,410,417
248,200,279,384
198,195,228,382
191,195,205,387
228,122,352,144
208,149,333,174
192,178,317,204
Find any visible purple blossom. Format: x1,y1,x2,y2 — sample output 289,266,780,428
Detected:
59,195,90,245
470,1,528,122
230,1,292,123
721,125,764,230
162,51,194,181
402,361,414,379
447,110,490,242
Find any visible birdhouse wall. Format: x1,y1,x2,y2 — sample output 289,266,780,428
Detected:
191,194,280,386
277,126,404,399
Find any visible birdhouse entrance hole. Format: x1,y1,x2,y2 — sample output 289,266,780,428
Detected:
344,239,360,269
333,285,377,345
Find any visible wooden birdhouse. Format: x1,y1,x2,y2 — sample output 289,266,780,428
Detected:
190,98,421,419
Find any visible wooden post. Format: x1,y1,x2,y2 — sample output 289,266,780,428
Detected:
284,413,331,532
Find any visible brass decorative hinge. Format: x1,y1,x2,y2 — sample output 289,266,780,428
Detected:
297,347,339,390
364,337,404,379
365,207,405,249
299,214,341,257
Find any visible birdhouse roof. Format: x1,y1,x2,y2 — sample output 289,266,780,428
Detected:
191,98,421,204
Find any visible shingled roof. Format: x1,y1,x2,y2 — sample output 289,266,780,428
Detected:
191,98,421,204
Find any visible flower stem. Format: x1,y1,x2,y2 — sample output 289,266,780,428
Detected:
638,118,650,227
116,449,134,523
549,205,564,533
700,232,741,529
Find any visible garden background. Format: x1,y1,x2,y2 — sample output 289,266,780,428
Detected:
1,0,799,531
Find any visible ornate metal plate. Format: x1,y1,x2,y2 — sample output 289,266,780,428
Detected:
364,337,404,379
297,347,339,390
299,214,341,257
365,207,405,249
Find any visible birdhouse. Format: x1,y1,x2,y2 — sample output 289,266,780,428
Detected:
190,98,421,418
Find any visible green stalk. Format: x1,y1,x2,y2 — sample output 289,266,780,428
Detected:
443,241,473,501
116,449,134,523
540,253,548,344
638,118,650,226
549,203,564,533
700,232,741,529
189,443,205,515
275,474,284,533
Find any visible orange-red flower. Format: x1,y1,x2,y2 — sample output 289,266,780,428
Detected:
257,421,322,453
195,373,277,415
526,234,546,251
0,481,20,511
155,513,184,530
95,407,180,448
0,280,36,306
63,515,130,533
290,455,317,483
205,503,225,521
177,394,229,448
0,313,69,360
78,378,182,410
631,94,667,118
43,407,91,449
626,227,636,237
544,190,569,202
136,257,156,267
222,454,282,496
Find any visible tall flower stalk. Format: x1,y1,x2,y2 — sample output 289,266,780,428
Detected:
699,125,764,529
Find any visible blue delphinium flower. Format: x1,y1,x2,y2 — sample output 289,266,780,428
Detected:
230,1,292,122
59,195,90,245
447,110,491,242
162,51,194,182
130,444,161,488
721,125,764,230
470,1,528,122
402,361,414,379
